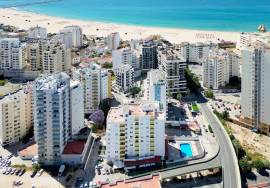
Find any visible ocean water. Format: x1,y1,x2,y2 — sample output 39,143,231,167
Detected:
0,0,270,31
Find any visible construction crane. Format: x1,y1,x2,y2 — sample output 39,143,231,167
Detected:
0,0,63,8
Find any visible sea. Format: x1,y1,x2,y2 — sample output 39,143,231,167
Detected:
0,0,270,32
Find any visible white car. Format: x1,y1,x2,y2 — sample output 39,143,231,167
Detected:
37,169,44,177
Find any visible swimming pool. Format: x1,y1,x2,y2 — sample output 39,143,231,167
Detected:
180,143,193,158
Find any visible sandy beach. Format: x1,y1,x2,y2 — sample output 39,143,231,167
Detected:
0,8,239,43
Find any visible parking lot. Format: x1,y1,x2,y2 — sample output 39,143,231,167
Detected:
209,98,241,119
0,146,64,188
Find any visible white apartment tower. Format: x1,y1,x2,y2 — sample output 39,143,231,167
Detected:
203,49,239,90
73,64,112,114
112,48,140,70
178,42,215,64
70,80,84,135
59,26,83,48
42,42,71,73
107,32,120,50
241,42,270,136
0,85,33,146
106,102,165,162
0,38,26,70
158,48,187,95
114,64,135,92
33,73,71,164
28,26,47,39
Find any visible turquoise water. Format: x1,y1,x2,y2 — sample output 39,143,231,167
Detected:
0,0,270,31
180,143,193,158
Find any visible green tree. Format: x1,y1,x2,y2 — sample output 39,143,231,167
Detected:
32,163,41,171
253,159,267,171
205,89,214,99
239,158,252,173
184,68,201,93
222,111,230,121
102,62,113,69
129,86,141,97
232,139,246,159
176,93,182,101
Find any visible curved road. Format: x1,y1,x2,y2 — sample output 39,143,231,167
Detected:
200,103,241,188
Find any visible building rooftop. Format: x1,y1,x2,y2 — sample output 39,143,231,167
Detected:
35,72,70,91
18,143,38,158
0,82,22,98
100,174,161,188
108,102,164,124
147,69,165,85
62,140,86,155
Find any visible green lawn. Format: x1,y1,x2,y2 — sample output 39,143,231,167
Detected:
192,103,199,112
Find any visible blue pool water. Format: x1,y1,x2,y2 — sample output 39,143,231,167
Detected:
180,143,193,158
0,0,270,31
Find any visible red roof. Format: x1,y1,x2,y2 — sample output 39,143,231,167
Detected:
124,156,161,167
62,140,86,155
101,174,161,188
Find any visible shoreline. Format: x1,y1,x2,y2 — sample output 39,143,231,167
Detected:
0,8,240,43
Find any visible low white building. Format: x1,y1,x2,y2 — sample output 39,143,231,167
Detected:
203,49,239,90
105,102,165,163
114,64,134,92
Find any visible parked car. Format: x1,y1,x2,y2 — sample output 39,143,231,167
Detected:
15,169,22,176
30,170,38,178
37,169,44,177
10,168,16,175
19,169,26,176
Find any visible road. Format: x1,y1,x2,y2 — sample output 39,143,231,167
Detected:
200,103,241,188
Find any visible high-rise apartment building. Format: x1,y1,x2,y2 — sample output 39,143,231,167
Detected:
158,48,187,95
203,49,239,90
241,42,270,135
107,32,120,50
114,64,134,92
141,41,158,71
178,42,215,64
73,64,112,114
0,85,33,146
42,42,71,74
70,80,84,135
33,73,71,164
59,25,83,48
0,38,26,70
105,102,165,163
112,48,140,70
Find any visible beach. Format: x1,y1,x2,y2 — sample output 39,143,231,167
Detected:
0,8,239,43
